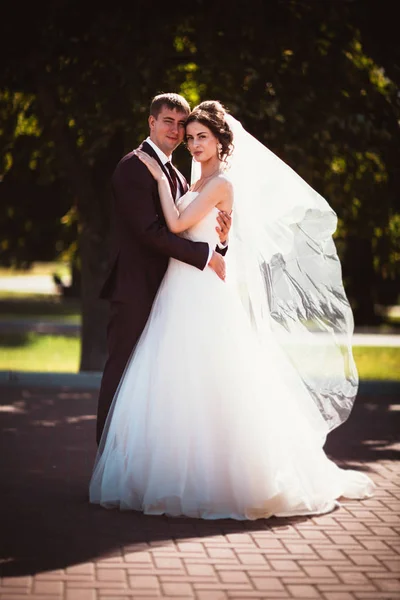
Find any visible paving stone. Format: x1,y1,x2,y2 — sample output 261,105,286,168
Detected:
286,584,320,598
323,593,355,600
97,569,127,582
196,592,227,600
128,576,159,590
161,582,194,596
65,591,96,600
206,548,237,560
218,571,250,584
0,386,399,600
153,557,184,570
185,564,216,577
269,559,301,571
251,577,285,591
33,580,63,595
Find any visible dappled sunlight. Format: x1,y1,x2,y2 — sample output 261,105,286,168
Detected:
0,384,319,575
65,415,95,424
30,414,96,427
31,419,58,427
0,402,27,414
0,383,398,578
362,439,400,453
325,393,400,463
58,392,93,400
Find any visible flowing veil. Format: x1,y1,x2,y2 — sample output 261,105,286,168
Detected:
192,113,358,431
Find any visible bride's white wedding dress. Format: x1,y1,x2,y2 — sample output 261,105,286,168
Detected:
89,191,375,520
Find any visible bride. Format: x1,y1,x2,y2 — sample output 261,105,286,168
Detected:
89,100,375,520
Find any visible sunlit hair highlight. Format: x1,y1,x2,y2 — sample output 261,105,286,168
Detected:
150,93,191,119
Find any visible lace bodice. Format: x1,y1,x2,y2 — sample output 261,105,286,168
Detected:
176,191,219,247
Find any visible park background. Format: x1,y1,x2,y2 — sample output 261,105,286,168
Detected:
0,0,399,378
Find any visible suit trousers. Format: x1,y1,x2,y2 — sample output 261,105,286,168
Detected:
96,300,149,445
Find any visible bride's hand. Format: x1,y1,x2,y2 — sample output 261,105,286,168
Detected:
216,210,232,245
134,150,164,181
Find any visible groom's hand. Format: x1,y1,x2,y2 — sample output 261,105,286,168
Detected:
216,210,232,245
208,251,226,281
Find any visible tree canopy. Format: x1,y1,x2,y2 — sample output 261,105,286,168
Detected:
1,0,399,368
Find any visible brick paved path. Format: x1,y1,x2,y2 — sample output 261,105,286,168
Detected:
0,384,399,600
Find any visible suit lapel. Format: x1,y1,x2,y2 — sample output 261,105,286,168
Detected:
140,141,188,199
140,141,176,199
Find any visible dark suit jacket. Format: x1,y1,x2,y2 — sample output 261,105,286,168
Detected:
96,141,229,444
100,141,212,317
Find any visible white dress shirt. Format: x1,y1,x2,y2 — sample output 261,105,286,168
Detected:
145,137,213,265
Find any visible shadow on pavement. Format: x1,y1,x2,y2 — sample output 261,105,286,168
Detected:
0,384,398,577
325,392,400,465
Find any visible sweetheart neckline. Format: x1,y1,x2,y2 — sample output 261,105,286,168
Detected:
177,190,219,213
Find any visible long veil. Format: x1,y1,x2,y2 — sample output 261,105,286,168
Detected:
192,113,358,431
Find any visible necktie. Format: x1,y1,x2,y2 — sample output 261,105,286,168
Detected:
165,161,178,200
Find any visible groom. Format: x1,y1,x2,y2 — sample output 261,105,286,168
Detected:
96,93,231,444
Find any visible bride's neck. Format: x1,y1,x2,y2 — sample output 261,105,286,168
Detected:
200,159,221,180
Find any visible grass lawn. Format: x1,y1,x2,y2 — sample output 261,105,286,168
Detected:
0,294,81,321
0,262,70,278
0,332,398,379
0,333,80,372
352,346,400,381
0,277,398,378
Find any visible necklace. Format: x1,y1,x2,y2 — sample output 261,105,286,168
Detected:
190,167,222,193
199,168,221,182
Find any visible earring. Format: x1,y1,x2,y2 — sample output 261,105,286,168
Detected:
217,143,222,158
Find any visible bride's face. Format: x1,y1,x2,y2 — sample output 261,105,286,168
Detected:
186,121,218,163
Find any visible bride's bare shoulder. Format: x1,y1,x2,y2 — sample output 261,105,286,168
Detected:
212,175,233,212
214,174,233,192
193,173,233,198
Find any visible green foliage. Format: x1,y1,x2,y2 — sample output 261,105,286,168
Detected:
181,0,400,314
1,333,398,381
0,0,398,325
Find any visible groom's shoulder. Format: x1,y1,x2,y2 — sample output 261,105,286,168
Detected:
118,146,140,167
116,141,154,168
113,143,146,179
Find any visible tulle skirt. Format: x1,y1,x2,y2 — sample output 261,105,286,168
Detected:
89,258,375,520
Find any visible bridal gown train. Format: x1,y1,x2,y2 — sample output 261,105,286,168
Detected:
89,191,375,520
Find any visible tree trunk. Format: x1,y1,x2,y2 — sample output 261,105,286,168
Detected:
343,235,378,326
79,224,109,371
36,78,110,370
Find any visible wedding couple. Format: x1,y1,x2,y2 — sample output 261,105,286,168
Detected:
89,93,375,520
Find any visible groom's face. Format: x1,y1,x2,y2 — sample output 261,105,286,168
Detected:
148,106,188,157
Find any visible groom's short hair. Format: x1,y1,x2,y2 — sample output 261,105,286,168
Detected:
150,93,191,119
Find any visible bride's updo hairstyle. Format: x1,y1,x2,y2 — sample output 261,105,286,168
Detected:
185,100,234,164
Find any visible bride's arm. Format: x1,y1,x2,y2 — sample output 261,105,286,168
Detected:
161,178,231,233
135,149,232,234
